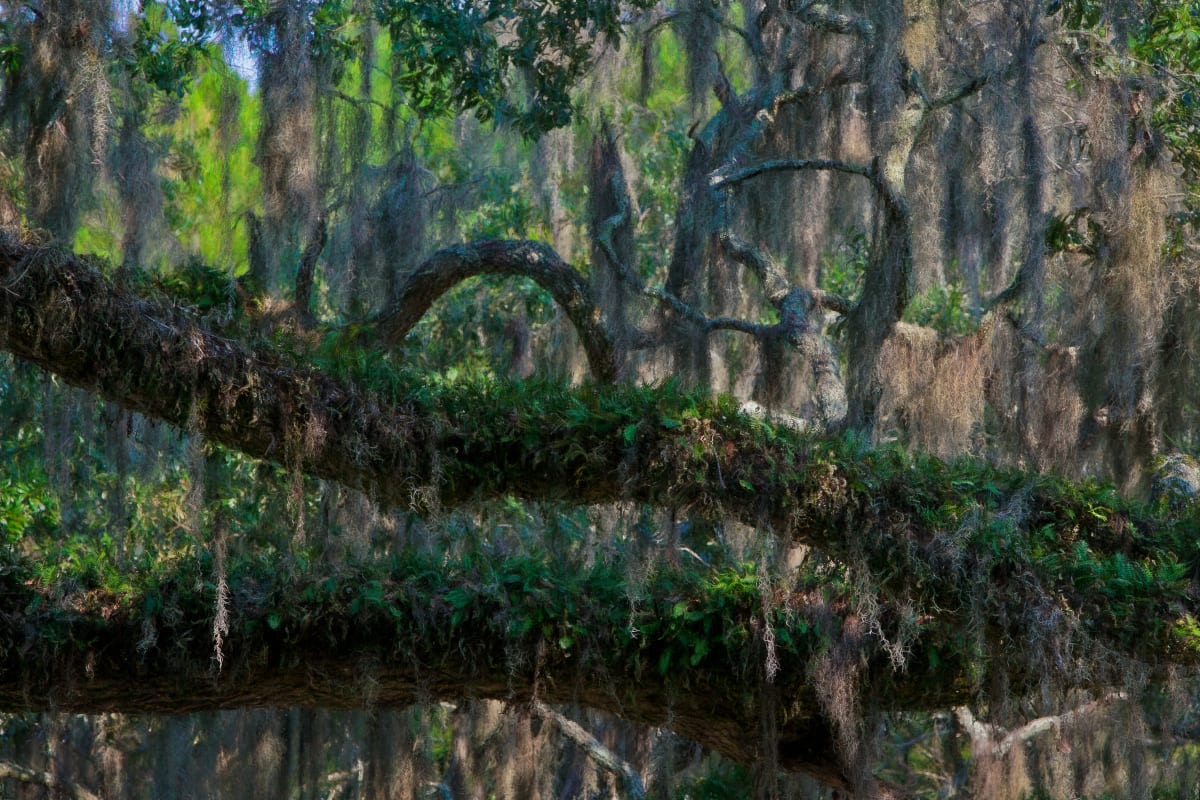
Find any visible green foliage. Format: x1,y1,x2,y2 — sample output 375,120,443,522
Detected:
672,758,753,800
149,257,244,312
819,229,868,303
0,17,22,76
1045,208,1103,256
158,64,260,272
903,283,976,335
1129,2,1200,183
126,2,210,99
169,0,654,136
382,0,652,135
0,476,56,540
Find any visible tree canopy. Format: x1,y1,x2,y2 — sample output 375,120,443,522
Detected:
2,0,1200,797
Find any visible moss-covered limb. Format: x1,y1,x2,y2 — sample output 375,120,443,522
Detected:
372,239,620,382
0,240,1199,670
0,550,966,789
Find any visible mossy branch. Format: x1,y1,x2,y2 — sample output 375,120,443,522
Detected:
0,239,1199,787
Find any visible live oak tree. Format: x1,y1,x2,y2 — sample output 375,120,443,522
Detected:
1,0,1200,797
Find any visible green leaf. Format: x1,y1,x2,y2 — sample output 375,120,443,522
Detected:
267,611,282,631
445,587,472,609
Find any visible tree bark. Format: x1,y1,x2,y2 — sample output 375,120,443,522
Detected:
0,238,1197,790
374,239,620,383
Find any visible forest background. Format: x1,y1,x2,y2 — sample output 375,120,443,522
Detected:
2,0,1200,797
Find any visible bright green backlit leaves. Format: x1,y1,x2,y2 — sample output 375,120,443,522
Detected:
375,0,653,136
163,0,654,136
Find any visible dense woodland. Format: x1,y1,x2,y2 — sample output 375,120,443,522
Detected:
1,0,1200,797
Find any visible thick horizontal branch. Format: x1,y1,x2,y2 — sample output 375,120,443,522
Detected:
0,239,1198,782
0,549,945,790
373,239,619,383
0,240,1195,620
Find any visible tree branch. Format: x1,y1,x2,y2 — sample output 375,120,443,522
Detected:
717,232,792,305
532,702,646,799
929,73,990,110
589,147,776,342
717,235,848,428
794,2,875,41
0,241,1197,740
0,760,100,800
0,544,884,790
708,157,878,191
293,213,327,328
956,692,1128,760
373,239,619,383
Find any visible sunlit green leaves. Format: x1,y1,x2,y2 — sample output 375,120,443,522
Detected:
161,0,652,135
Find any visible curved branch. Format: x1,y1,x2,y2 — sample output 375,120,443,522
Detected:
641,7,761,58
709,157,878,192
717,232,791,304
956,693,1128,760
374,240,619,383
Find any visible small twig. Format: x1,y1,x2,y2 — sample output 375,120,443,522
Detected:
422,177,485,200
329,89,391,113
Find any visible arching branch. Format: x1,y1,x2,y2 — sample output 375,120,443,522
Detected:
955,693,1128,760
708,157,878,192
374,239,620,383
